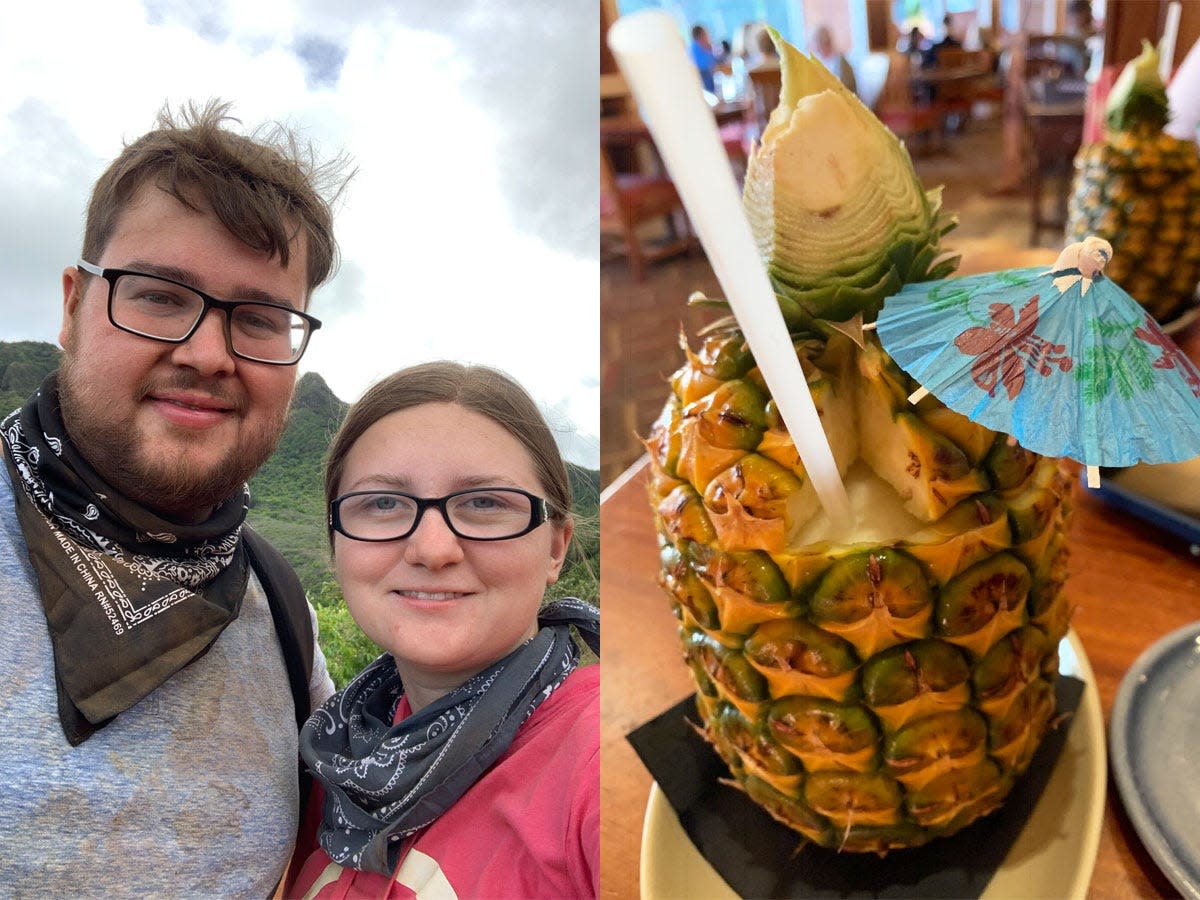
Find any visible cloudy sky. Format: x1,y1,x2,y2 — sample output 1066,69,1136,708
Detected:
0,0,599,468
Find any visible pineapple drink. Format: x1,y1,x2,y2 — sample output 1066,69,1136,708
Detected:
1068,40,1200,324
646,34,1074,854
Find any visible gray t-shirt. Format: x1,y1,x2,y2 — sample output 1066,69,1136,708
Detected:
0,465,334,898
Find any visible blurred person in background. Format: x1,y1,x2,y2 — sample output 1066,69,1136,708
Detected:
812,24,857,94
1065,0,1104,81
900,25,929,58
690,23,729,94
923,14,963,67
733,20,771,70
756,28,782,68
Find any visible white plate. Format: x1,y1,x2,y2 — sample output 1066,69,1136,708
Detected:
640,630,1105,900
1110,621,1200,900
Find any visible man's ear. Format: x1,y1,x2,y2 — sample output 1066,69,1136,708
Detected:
59,266,84,349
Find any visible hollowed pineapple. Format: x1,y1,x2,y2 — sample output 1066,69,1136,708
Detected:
1067,40,1200,324
644,30,1074,854
647,330,1073,853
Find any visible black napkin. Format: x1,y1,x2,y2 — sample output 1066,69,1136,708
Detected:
627,676,1085,899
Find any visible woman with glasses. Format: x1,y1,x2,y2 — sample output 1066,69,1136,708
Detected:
287,361,599,899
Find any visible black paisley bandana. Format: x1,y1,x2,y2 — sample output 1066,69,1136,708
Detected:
1,374,250,745
300,597,600,875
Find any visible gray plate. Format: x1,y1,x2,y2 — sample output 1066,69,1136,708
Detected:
1110,621,1200,900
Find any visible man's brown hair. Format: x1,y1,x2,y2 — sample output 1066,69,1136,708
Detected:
81,99,350,299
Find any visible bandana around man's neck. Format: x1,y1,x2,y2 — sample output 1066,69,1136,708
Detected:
1,374,250,745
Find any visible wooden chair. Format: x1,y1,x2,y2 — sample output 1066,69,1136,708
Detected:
925,48,986,132
748,65,782,135
600,144,692,282
872,51,942,154
969,48,1006,110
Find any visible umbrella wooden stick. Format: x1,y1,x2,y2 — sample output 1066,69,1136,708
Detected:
608,10,852,533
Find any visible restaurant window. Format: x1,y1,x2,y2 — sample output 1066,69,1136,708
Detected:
615,0,806,50
612,0,887,106
893,0,991,47
613,0,871,61
994,0,1106,34
892,0,1110,52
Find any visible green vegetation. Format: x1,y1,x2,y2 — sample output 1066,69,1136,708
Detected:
248,371,348,592
0,341,63,416
310,580,385,689
0,341,600,688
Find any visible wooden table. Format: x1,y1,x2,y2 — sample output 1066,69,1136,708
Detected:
599,322,1200,899
711,99,754,126
601,99,752,146
908,61,991,88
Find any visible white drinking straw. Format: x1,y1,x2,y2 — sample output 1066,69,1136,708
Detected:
1160,2,1182,85
608,10,852,532
1165,35,1200,139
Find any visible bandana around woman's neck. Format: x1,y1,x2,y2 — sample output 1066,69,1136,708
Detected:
300,596,600,875
1,374,250,745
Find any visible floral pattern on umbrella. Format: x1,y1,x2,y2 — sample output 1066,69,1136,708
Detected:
953,294,1074,400
1135,315,1200,398
927,268,1031,316
1072,315,1156,405
874,236,1200,471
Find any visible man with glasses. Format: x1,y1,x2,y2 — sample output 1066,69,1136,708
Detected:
0,100,344,896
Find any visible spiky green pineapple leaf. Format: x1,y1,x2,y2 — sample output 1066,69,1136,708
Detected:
1105,39,1170,132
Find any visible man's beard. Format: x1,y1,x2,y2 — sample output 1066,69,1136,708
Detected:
58,355,290,523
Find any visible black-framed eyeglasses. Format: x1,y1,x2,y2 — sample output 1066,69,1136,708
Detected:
330,487,550,542
77,260,321,365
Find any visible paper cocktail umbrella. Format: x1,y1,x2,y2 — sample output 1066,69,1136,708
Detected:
875,236,1200,487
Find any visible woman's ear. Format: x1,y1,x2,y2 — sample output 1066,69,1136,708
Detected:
545,517,575,585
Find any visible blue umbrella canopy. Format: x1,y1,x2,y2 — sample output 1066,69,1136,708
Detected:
875,237,1200,479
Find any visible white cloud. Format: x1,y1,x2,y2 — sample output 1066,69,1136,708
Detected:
0,0,597,468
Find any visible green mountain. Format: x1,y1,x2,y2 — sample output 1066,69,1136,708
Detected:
248,371,349,591
0,341,62,415
0,340,600,598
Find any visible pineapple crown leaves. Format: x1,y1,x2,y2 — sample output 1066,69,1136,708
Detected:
687,289,861,346
759,25,847,144
744,27,959,327
1105,39,1170,133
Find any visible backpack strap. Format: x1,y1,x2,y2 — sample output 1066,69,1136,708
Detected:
241,525,314,733
241,525,317,890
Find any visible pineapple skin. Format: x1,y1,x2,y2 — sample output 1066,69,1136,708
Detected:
1067,127,1200,324
646,329,1074,854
